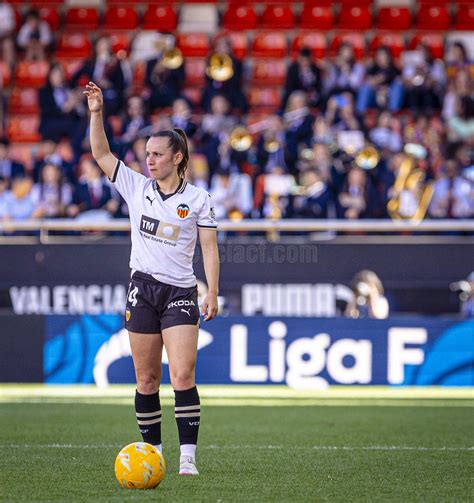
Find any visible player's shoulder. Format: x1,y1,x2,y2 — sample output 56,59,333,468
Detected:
182,181,211,201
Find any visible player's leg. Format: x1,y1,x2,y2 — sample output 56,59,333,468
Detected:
162,324,200,475
129,331,164,453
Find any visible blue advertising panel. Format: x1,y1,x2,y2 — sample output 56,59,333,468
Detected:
43,316,474,387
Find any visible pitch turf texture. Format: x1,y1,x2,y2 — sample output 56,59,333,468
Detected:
1,386,473,502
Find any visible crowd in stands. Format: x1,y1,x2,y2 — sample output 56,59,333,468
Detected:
0,3,473,224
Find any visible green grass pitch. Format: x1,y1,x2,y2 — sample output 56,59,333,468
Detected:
1,386,473,502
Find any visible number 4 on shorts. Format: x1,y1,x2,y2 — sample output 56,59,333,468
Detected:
128,286,138,307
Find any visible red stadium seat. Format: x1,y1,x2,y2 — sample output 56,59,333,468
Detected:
14,61,49,88
56,34,92,59
291,32,327,60
0,62,11,87
7,116,40,143
331,33,366,60
65,8,99,31
339,0,372,4
142,6,177,31
248,87,281,113
30,0,62,5
416,6,450,30
250,60,286,87
299,6,333,30
370,33,406,59
8,88,39,115
252,32,287,58
177,33,209,58
103,7,139,31
222,6,257,31
226,32,249,60
377,7,411,31
260,5,294,30
409,34,444,59
338,5,372,30
60,59,83,80
455,5,474,30
108,33,132,56
184,58,206,86
39,7,61,31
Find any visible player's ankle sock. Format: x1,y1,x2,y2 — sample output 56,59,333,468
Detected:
135,390,161,445
154,444,162,454
174,386,200,446
180,444,196,458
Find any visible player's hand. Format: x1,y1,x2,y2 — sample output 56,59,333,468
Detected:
202,292,218,321
83,81,103,113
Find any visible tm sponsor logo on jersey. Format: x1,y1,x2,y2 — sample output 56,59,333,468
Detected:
140,215,180,244
167,299,196,310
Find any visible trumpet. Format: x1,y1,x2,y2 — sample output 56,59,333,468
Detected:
161,47,184,70
355,145,380,170
206,53,234,82
228,126,281,153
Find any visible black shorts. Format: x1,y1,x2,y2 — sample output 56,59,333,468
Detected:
125,271,200,333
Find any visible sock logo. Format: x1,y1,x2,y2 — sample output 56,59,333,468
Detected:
188,421,200,426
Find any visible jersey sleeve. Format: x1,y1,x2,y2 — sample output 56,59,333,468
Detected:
197,191,218,229
109,160,147,203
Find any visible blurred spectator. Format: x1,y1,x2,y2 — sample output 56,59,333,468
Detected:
254,165,295,218
401,44,446,113
445,41,472,82
429,159,473,219
67,158,114,218
4,176,38,220
17,8,52,61
282,47,322,110
0,175,8,220
185,139,209,190
209,169,253,219
404,116,442,164
120,96,150,148
256,115,289,175
345,270,389,319
337,166,375,219
171,98,198,139
124,137,149,175
443,69,472,120
356,47,403,113
0,1,15,67
325,43,365,100
32,140,75,184
39,63,85,144
290,169,334,218
310,116,335,147
31,163,72,218
71,36,126,116
369,111,402,153
145,44,185,110
447,96,474,143
0,138,25,184
202,36,247,113
326,94,363,134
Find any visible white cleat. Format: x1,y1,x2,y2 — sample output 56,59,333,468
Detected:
179,455,199,476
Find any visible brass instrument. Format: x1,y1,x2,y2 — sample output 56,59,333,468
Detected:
162,47,184,70
355,145,380,170
206,53,234,82
229,126,252,152
264,138,280,154
387,156,434,222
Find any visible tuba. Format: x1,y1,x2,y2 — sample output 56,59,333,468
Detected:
355,145,380,170
206,53,234,82
161,47,184,70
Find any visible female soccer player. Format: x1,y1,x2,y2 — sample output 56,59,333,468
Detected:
84,82,219,476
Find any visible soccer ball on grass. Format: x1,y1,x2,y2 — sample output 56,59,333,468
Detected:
114,442,166,489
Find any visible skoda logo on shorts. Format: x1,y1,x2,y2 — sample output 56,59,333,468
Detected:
177,203,190,219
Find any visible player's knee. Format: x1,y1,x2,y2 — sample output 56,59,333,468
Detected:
170,369,195,390
135,370,159,394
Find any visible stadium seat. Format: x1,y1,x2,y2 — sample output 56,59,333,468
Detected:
331,33,366,59
64,8,99,31
222,6,257,31
416,6,450,30
103,7,139,31
291,32,327,60
7,116,40,143
377,7,411,31
339,0,372,4
179,4,218,34
299,6,334,30
409,34,444,59
226,32,249,60
177,33,209,58
259,6,294,30
30,0,62,5
248,87,281,113
184,58,206,86
56,34,92,59
108,33,131,56
338,6,372,30
14,61,49,88
250,60,286,87
60,59,83,80
142,6,177,31
0,62,11,88
455,5,474,30
8,88,39,115
370,33,406,59
39,7,61,31
252,32,287,58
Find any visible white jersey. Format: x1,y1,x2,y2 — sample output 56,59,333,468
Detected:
111,160,217,288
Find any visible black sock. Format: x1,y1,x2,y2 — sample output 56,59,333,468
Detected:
174,386,200,445
135,390,161,445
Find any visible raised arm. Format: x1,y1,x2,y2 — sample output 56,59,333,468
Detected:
83,81,118,179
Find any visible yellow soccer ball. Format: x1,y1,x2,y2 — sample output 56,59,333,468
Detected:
114,442,166,489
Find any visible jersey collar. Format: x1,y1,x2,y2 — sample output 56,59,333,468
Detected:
154,178,187,201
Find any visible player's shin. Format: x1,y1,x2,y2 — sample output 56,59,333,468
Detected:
135,390,162,452
174,386,200,459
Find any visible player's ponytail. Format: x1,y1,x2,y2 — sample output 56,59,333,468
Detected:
151,128,189,178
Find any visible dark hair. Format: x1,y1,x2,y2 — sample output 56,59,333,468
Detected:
299,48,312,59
151,128,189,178
452,41,467,61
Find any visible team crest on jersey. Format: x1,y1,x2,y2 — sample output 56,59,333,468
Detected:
177,203,190,219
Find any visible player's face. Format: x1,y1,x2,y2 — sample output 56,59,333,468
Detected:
145,137,181,181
